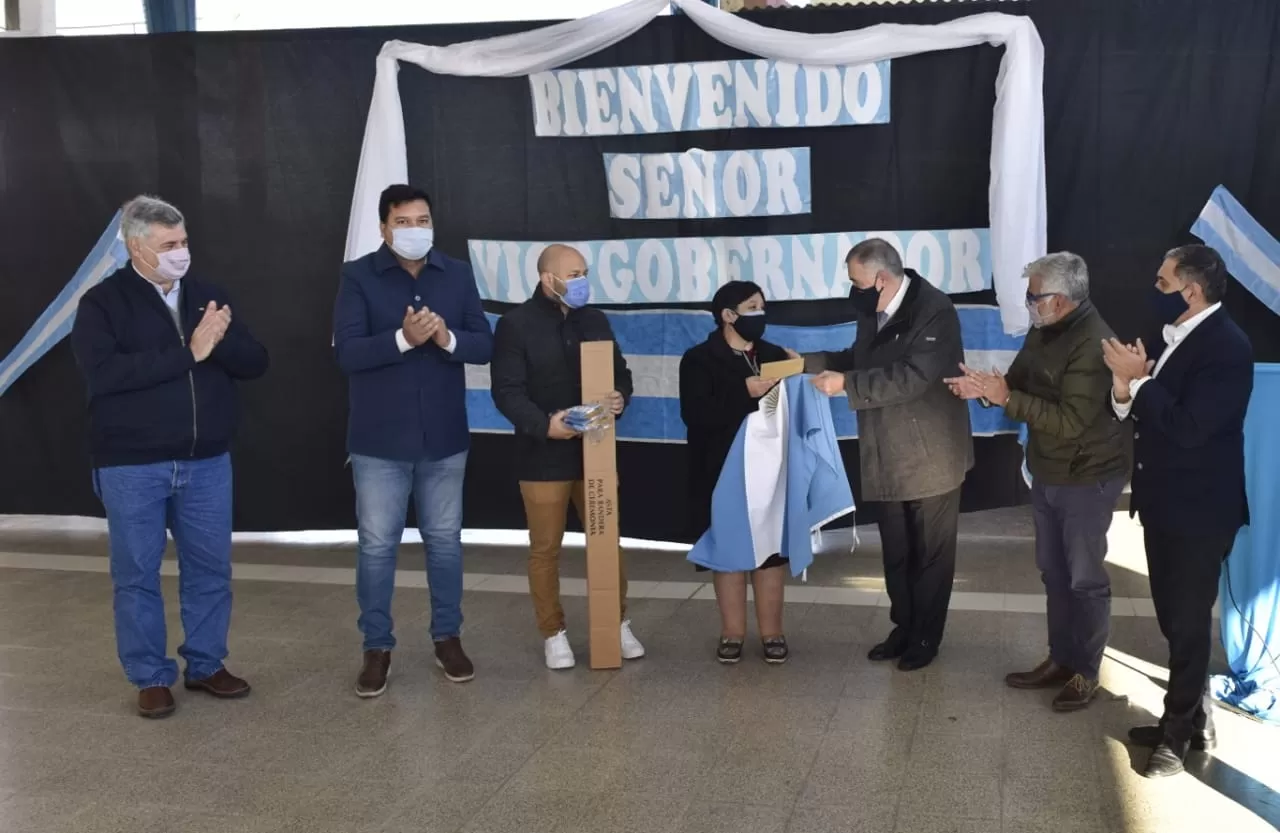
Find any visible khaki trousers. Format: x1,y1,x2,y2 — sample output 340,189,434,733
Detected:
519,480,628,638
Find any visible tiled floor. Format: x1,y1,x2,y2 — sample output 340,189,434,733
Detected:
0,509,1277,833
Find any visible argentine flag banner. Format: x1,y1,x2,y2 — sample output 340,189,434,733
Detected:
1191,185,1280,317
687,375,856,577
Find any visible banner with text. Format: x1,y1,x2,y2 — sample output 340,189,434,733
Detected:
467,228,990,304
530,59,891,138
605,147,811,220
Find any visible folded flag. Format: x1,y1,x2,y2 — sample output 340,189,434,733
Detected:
688,375,855,577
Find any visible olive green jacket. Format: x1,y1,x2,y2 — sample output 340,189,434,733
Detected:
1002,300,1130,486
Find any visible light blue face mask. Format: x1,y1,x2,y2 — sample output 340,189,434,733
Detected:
390,227,433,261
554,275,591,309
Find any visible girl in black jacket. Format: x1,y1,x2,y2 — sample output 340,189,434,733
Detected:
678,281,792,665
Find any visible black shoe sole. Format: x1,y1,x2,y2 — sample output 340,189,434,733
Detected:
183,681,251,699
1006,676,1074,691
1051,695,1097,713
897,655,936,672
138,705,176,719
435,658,475,683
1128,731,1216,751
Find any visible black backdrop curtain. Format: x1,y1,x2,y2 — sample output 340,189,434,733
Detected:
1,0,1277,541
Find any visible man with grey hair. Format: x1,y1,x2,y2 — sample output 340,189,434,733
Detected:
801,237,972,672
946,252,1128,711
71,195,268,719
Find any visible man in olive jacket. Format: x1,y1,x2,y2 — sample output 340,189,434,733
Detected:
805,238,973,672
947,252,1128,712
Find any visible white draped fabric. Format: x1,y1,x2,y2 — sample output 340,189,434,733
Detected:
346,0,1044,334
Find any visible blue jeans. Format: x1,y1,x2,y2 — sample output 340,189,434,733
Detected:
1032,476,1126,679
352,451,467,649
93,454,234,689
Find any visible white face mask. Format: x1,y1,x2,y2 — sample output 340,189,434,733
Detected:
146,245,191,282
390,227,433,261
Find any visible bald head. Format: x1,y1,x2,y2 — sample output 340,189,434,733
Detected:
537,244,584,275
538,244,588,309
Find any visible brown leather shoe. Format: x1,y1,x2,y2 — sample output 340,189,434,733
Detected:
1005,657,1074,690
1052,673,1100,712
434,637,475,683
356,650,391,698
137,686,175,719
184,668,251,699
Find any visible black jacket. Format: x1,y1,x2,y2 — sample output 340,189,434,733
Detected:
1122,308,1253,537
679,331,789,539
490,289,633,482
804,271,973,502
71,264,269,468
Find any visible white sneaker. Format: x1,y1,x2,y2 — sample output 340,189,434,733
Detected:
544,630,576,670
620,620,646,660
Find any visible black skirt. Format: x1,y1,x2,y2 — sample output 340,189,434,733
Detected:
693,553,789,573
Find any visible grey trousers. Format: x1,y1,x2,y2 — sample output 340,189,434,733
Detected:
1031,476,1126,679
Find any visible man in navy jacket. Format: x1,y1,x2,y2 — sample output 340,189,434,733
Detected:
1104,244,1253,778
71,195,268,719
334,185,493,697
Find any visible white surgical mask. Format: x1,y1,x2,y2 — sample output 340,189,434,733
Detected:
146,245,191,282
390,227,433,261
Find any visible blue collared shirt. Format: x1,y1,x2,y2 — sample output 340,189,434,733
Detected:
333,244,493,461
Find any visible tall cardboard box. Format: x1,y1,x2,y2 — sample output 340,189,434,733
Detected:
579,341,623,670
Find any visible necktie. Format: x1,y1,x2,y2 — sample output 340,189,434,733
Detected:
877,312,889,329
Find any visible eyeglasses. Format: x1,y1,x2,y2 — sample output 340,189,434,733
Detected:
1025,291,1060,303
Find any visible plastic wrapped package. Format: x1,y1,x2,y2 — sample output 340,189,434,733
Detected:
564,402,613,443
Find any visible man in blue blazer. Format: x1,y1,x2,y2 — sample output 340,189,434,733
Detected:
1103,244,1253,778
334,185,493,697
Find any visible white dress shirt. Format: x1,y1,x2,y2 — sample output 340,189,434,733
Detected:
153,278,181,312
1111,302,1221,419
396,327,456,354
878,273,911,327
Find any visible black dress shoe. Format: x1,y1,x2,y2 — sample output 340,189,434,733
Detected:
868,630,908,662
1143,742,1188,778
1128,724,1217,751
897,643,936,672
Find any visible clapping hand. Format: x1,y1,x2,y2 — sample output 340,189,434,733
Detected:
945,364,1010,406
943,369,986,401
190,301,231,362
402,306,439,347
1101,338,1152,382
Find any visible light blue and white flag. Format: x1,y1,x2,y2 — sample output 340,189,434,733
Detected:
0,212,128,397
1191,185,1280,317
465,306,1024,443
688,374,856,577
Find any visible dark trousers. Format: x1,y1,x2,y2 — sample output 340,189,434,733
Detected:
876,487,961,654
1143,525,1235,743
1032,477,1126,679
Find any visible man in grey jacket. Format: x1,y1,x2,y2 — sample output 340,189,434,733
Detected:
805,238,973,671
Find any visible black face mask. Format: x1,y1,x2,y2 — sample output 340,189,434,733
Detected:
1150,285,1190,325
730,311,767,343
849,283,882,318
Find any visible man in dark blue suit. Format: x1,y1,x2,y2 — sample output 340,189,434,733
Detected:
1103,244,1253,779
